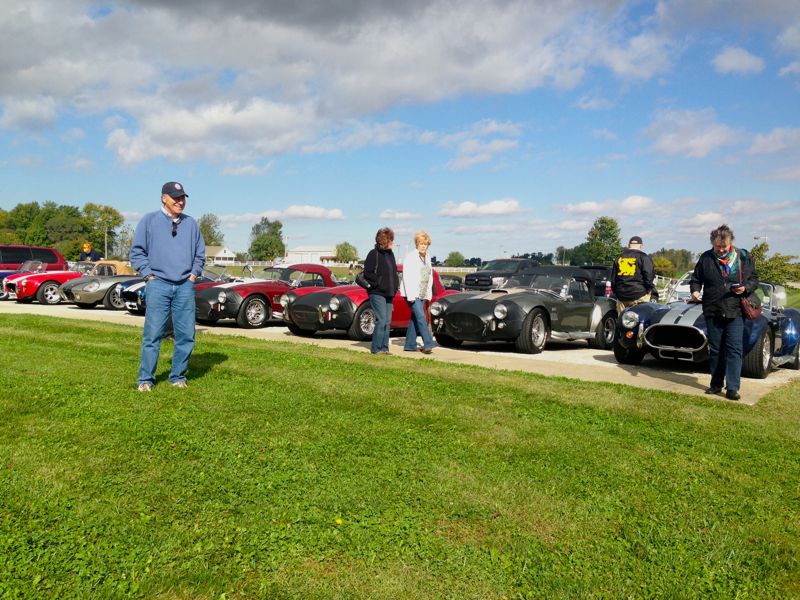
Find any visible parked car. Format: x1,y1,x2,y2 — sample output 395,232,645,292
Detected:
613,282,799,378
464,258,539,290
438,274,464,291
0,260,48,300
195,263,338,328
3,261,96,304
120,266,244,315
429,267,618,353
281,267,456,340
0,245,67,271
58,261,140,309
580,265,614,298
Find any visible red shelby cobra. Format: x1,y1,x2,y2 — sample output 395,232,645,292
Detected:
4,261,96,304
280,267,457,340
194,263,339,328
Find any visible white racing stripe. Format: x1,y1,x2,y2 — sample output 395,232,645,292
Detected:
658,303,702,325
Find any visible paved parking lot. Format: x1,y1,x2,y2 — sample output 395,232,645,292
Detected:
3,300,798,405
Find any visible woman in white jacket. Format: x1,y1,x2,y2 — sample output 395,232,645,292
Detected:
402,231,436,353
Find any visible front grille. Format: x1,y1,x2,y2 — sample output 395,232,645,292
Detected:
6,283,17,295
445,312,484,334
292,305,321,326
465,274,492,288
644,324,706,351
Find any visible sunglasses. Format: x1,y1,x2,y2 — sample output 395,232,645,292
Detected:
172,221,178,237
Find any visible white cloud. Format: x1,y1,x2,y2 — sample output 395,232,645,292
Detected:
619,195,656,212
380,209,420,220
71,158,92,169
222,163,273,176
564,201,603,214
219,205,345,225
446,138,519,171
779,61,800,76
438,198,522,217
564,195,656,215
712,46,764,75
592,128,618,140
643,108,741,158
749,127,800,154
576,96,614,110
62,127,85,141
450,224,517,234
768,165,800,181
0,96,57,130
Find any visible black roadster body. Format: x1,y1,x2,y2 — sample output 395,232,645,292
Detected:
430,267,618,353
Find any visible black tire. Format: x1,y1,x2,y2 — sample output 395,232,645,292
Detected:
742,328,773,379
348,303,376,341
589,311,617,350
36,281,62,305
789,341,800,370
515,308,549,354
434,333,462,348
236,296,270,328
613,339,645,365
103,286,125,310
75,302,97,309
288,323,316,337
197,317,219,325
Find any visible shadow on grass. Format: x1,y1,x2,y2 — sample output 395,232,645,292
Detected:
189,351,229,380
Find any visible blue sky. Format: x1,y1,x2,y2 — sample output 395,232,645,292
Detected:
1,0,799,261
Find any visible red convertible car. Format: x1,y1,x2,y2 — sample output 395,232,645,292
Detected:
280,268,456,340
194,263,339,328
3,261,96,304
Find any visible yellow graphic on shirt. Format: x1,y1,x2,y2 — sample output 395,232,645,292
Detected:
617,258,637,277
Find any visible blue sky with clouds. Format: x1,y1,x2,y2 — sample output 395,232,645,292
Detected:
1,0,798,261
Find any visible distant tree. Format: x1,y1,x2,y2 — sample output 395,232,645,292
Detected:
465,257,482,267
0,230,21,244
111,224,135,260
561,242,591,266
8,202,41,236
750,242,800,286
652,256,675,277
54,239,84,261
248,217,285,261
585,216,622,264
198,214,225,246
444,251,465,267
82,203,124,257
335,242,358,263
652,248,693,275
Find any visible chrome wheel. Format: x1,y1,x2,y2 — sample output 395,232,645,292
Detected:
530,313,547,350
359,307,376,336
236,296,269,328
39,282,61,305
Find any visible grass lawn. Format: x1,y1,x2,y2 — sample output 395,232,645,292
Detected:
1,315,799,598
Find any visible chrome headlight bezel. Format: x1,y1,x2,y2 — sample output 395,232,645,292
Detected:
430,301,444,316
279,294,289,308
493,304,508,320
328,296,340,311
84,281,100,293
217,291,227,304
621,310,640,328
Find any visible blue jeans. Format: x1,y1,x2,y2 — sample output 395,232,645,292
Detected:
706,314,744,392
369,293,393,353
404,298,436,351
137,278,196,385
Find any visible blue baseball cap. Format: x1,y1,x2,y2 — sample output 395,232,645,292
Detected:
162,181,189,198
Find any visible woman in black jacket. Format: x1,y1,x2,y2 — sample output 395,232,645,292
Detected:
690,224,759,400
363,227,399,354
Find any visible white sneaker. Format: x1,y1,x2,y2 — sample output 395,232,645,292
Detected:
171,380,188,389
137,382,153,392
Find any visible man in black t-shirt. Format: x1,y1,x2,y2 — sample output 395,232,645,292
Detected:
611,236,655,313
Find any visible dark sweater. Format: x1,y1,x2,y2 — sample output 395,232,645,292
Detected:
690,248,759,318
363,246,399,297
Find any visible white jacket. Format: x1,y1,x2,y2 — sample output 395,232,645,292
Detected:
401,251,434,300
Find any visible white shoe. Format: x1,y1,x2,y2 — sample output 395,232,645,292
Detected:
171,380,188,389
137,382,153,392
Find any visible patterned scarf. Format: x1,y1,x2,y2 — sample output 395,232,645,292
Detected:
715,247,738,278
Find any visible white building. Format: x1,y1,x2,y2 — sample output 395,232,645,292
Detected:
284,246,337,265
205,246,237,265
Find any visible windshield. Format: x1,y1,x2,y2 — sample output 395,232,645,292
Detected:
201,266,231,281
71,261,96,274
254,267,284,281
505,273,569,294
18,260,45,273
480,260,520,273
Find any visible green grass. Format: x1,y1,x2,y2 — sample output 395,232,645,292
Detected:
787,286,800,309
1,315,799,598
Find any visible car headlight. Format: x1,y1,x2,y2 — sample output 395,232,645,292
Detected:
85,281,100,292
621,311,640,328
491,276,505,287
217,291,227,304
430,301,444,316
493,304,508,320
279,294,289,308
328,297,340,311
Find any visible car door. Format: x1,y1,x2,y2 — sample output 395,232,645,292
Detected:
559,279,595,331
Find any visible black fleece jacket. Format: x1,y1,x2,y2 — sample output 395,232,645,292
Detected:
363,245,399,297
690,248,759,318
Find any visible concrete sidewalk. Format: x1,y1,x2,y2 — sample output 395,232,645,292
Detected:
2,300,797,405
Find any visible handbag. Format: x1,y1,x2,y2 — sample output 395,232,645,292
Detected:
736,250,762,320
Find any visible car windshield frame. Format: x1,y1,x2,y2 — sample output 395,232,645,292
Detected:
18,260,45,273
253,267,285,281
500,272,571,296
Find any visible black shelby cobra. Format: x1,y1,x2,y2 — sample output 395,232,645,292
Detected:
429,267,618,353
